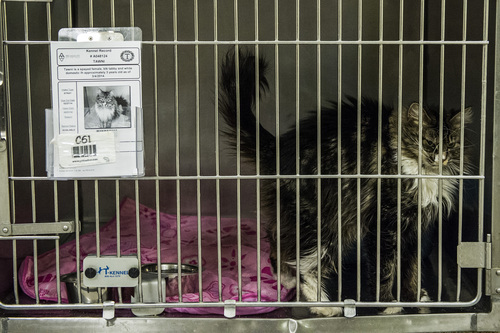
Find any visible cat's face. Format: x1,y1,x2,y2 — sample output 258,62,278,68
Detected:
96,89,115,109
401,103,473,174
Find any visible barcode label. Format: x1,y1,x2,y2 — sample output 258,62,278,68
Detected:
57,132,116,168
72,144,97,158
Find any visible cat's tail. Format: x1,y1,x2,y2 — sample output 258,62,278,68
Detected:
219,49,275,164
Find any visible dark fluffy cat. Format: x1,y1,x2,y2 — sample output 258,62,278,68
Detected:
219,50,472,316
94,88,128,128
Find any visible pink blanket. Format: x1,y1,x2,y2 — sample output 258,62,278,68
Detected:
19,198,293,315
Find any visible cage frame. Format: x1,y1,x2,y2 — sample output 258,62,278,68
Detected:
0,0,499,331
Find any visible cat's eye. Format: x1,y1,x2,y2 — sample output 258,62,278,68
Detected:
423,139,434,147
448,135,457,148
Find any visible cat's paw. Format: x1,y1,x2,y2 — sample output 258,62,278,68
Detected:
310,306,343,317
279,272,297,290
417,289,431,314
380,300,403,315
381,306,404,315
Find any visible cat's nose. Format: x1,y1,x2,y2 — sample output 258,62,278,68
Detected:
434,152,449,165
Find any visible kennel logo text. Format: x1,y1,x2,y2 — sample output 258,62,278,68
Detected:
98,265,129,278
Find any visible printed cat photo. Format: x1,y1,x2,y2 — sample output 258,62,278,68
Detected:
219,50,473,316
84,86,131,129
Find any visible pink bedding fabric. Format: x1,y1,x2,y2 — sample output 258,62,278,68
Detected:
19,198,293,315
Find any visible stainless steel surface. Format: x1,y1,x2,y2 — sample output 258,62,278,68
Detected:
141,263,198,277
0,220,74,236
0,139,9,227
61,272,111,304
0,313,482,333
492,0,500,282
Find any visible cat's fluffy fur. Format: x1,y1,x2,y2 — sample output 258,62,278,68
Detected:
219,50,472,316
94,89,128,128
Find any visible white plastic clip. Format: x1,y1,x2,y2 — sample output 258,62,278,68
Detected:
103,300,116,321
224,299,236,318
344,299,356,318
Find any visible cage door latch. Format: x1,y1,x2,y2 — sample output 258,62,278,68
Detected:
224,299,236,318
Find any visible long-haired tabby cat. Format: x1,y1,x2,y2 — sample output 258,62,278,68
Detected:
219,50,472,316
94,88,128,128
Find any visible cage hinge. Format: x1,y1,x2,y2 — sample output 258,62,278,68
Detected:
224,299,236,318
457,241,490,269
487,269,500,296
0,220,76,236
343,299,356,318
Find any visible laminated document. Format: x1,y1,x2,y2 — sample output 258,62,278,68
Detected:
47,28,144,178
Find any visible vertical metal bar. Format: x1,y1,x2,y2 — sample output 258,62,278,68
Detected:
110,0,115,27
1,3,12,306
94,180,102,302
130,0,135,27
88,0,94,27
457,0,468,302
111,1,121,308
438,0,446,302
134,180,143,302
46,2,51,40
274,0,281,303
55,194,61,302
213,0,222,303
477,0,489,296
315,0,321,305
417,0,425,303
155,179,162,304
23,2,39,304
173,0,183,302
115,180,123,303
67,0,72,28
150,0,163,303
2,1,19,305
254,0,262,303
336,0,342,302
356,0,362,302
234,0,243,302
376,0,384,303
94,180,100,258
295,0,301,304
194,0,203,302
74,180,81,303
396,0,404,302
46,4,61,304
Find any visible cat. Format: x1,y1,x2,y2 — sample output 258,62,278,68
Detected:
93,88,128,128
218,49,473,316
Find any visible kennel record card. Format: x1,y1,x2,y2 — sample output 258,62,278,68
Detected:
50,41,143,178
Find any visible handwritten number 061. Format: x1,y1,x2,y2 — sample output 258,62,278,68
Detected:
75,135,91,144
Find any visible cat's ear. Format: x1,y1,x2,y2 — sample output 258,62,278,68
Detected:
450,107,473,126
407,103,432,124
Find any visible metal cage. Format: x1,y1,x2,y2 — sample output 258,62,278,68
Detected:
0,0,499,332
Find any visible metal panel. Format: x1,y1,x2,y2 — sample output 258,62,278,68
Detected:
0,313,478,333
